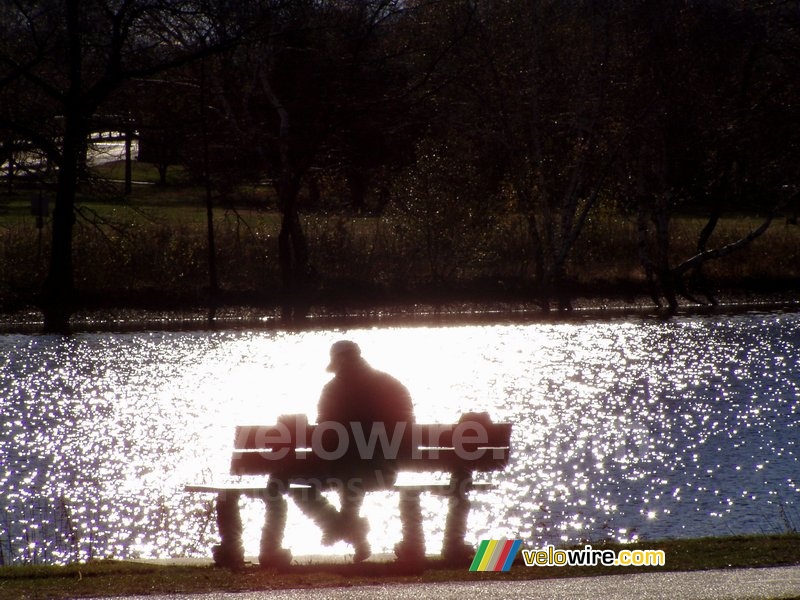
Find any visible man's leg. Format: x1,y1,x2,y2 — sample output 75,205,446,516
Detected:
259,477,292,568
289,479,372,562
288,482,341,541
340,482,370,562
339,482,364,523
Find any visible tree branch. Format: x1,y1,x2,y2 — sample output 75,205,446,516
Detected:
672,210,781,276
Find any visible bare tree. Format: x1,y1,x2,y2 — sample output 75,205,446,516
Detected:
209,0,430,321
461,0,624,310
0,0,246,332
624,0,800,312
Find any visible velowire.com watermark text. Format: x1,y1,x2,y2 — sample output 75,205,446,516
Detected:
522,544,666,567
244,420,504,461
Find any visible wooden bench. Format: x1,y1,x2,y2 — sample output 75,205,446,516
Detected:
186,412,511,568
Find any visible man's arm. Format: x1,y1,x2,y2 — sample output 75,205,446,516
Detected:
380,373,415,423
317,381,337,423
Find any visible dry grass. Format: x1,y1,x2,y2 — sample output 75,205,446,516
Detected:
2,183,799,311
570,214,800,285
1,534,798,600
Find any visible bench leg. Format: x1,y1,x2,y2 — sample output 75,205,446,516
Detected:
442,473,474,564
212,491,245,568
395,489,424,561
259,478,292,569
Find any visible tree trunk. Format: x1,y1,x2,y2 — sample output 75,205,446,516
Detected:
636,201,661,308
652,199,678,314
41,0,82,333
260,69,312,322
205,178,218,319
689,205,722,305
277,178,310,321
347,167,366,213
201,56,219,321
42,119,83,334
2,134,12,194
124,125,133,195
524,214,549,311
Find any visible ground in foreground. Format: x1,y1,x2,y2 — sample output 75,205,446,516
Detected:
1,534,799,599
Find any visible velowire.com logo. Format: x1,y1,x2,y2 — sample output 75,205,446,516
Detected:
469,539,522,572
469,540,667,571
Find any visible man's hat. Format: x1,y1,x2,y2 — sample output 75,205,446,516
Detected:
327,340,361,372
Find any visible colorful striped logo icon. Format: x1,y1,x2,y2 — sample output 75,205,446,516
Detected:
469,539,522,572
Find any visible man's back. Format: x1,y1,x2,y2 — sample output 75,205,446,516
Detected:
318,362,414,427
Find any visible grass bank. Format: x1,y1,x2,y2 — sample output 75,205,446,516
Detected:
1,534,799,599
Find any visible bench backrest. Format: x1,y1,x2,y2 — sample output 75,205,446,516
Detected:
230,415,512,478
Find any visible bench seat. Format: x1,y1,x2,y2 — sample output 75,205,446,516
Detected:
186,480,497,497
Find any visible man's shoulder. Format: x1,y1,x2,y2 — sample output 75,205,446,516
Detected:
319,377,344,404
370,368,409,392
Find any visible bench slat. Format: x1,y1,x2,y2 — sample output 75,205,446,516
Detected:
230,447,509,477
185,481,496,498
234,422,512,450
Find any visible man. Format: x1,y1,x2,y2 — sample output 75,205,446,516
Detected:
292,340,415,562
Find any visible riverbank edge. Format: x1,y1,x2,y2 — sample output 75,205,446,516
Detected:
1,534,799,599
1,288,799,334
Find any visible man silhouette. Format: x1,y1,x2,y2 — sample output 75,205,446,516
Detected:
293,340,415,562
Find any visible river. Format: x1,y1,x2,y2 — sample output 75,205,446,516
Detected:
1,312,798,564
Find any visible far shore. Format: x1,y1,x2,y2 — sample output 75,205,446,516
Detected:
1,288,799,335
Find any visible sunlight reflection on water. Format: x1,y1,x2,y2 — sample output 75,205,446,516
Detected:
1,313,798,563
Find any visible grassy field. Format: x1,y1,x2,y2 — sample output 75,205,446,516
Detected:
1,162,798,314
0,534,798,599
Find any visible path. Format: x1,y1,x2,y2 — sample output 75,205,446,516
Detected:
114,565,800,600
